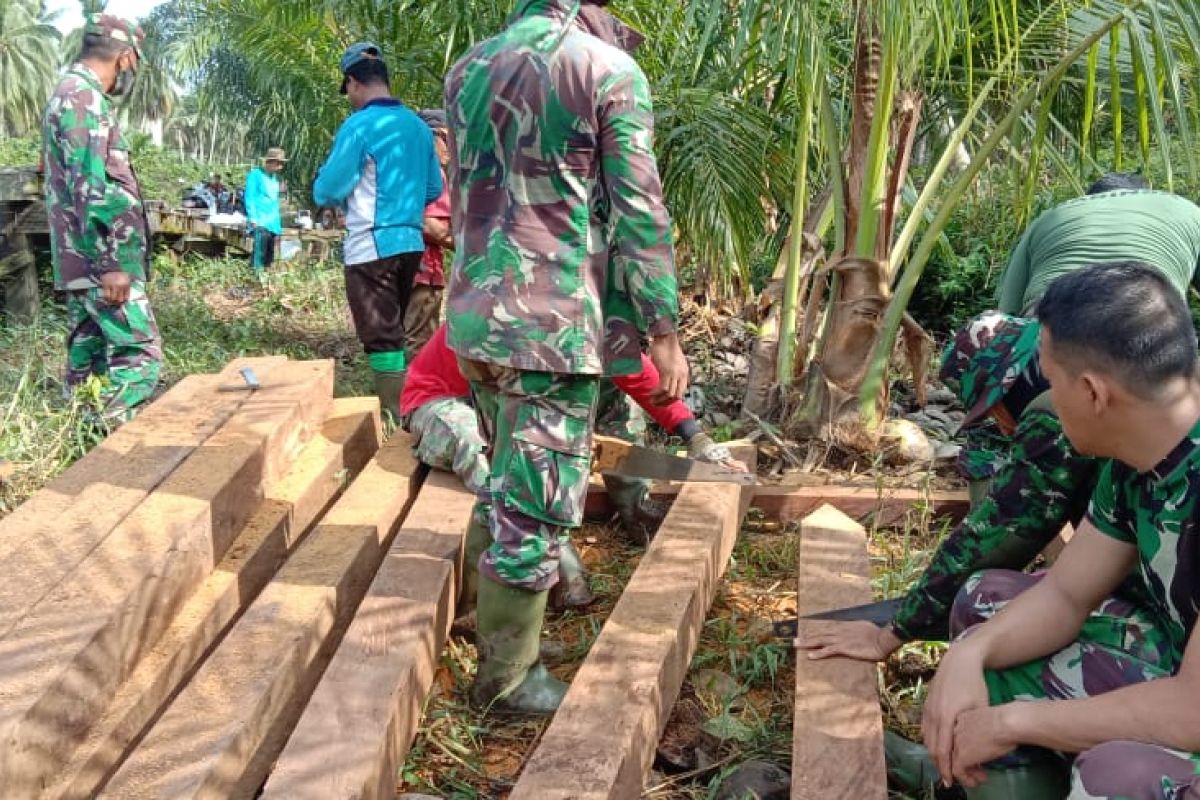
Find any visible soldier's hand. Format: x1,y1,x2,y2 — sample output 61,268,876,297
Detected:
922,641,989,787
648,332,688,405
795,619,902,663
100,271,132,306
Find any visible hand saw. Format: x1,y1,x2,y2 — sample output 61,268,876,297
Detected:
591,434,756,485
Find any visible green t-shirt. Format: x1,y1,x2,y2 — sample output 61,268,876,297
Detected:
1087,418,1200,667
995,190,1200,316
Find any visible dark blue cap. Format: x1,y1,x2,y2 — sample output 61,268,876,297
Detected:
339,42,383,93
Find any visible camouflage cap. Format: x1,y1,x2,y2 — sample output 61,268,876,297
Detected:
939,311,1041,429
84,13,144,57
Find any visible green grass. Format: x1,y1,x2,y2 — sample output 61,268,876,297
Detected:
0,252,370,515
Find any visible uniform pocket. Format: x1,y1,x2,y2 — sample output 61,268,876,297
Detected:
500,402,593,528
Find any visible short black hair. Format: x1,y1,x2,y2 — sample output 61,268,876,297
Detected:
1036,261,1197,398
344,58,389,90
1086,172,1150,195
79,32,130,61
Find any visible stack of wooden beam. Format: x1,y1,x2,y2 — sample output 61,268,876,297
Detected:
0,355,927,799
0,357,478,799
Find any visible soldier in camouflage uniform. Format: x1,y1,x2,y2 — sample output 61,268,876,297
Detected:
799,311,1100,664
923,263,1200,800
445,0,689,713
399,323,742,613
42,14,161,426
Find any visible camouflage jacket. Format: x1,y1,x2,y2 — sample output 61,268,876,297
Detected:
42,64,148,290
1089,417,1200,664
443,0,679,376
891,407,1097,641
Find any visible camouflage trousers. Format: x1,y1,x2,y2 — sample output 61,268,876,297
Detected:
595,377,646,443
408,396,489,496
64,282,163,424
951,570,1199,799
460,359,600,591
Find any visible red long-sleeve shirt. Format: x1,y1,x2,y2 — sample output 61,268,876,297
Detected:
401,324,694,433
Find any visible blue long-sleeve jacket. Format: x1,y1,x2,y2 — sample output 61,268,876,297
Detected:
313,98,442,265
243,167,282,234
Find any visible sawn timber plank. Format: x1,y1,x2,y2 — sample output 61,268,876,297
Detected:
790,505,887,800
510,446,757,800
585,481,970,527
0,356,287,617
42,397,381,800
0,360,333,797
259,468,473,800
99,432,423,800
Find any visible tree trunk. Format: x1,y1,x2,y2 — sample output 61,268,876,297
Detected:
786,254,889,445
741,232,824,417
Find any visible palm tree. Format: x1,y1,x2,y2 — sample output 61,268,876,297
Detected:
0,0,61,136
753,0,1200,442
122,10,178,138
169,0,513,195
162,0,1200,437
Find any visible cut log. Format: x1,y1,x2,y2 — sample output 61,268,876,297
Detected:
586,481,970,527
0,356,285,603
261,470,472,800
99,433,422,800
0,360,333,797
790,505,886,800
510,447,757,800
259,469,473,800
41,397,381,800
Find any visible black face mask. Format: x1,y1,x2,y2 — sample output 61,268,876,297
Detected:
111,53,138,98
112,68,136,97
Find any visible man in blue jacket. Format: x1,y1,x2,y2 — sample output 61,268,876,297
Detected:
244,147,286,276
313,42,443,418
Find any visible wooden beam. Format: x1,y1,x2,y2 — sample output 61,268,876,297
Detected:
100,434,423,800
790,505,887,800
0,356,285,590
0,360,333,797
510,447,757,800
585,482,970,527
40,397,381,800
259,469,473,800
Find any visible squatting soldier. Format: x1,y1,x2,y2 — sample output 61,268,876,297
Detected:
799,311,1101,662
398,323,745,611
313,42,442,421
42,13,162,425
445,0,689,713
995,172,1200,317
925,263,1200,799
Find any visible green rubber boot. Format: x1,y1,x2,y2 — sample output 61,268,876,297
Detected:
885,731,948,797
470,576,567,715
373,370,406,423
962,762,1069,800
549,537,594,611
884,731,1066,800
457,513,491,615
603,473,668,545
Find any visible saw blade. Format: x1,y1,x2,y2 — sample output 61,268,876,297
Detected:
593,436,756,485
